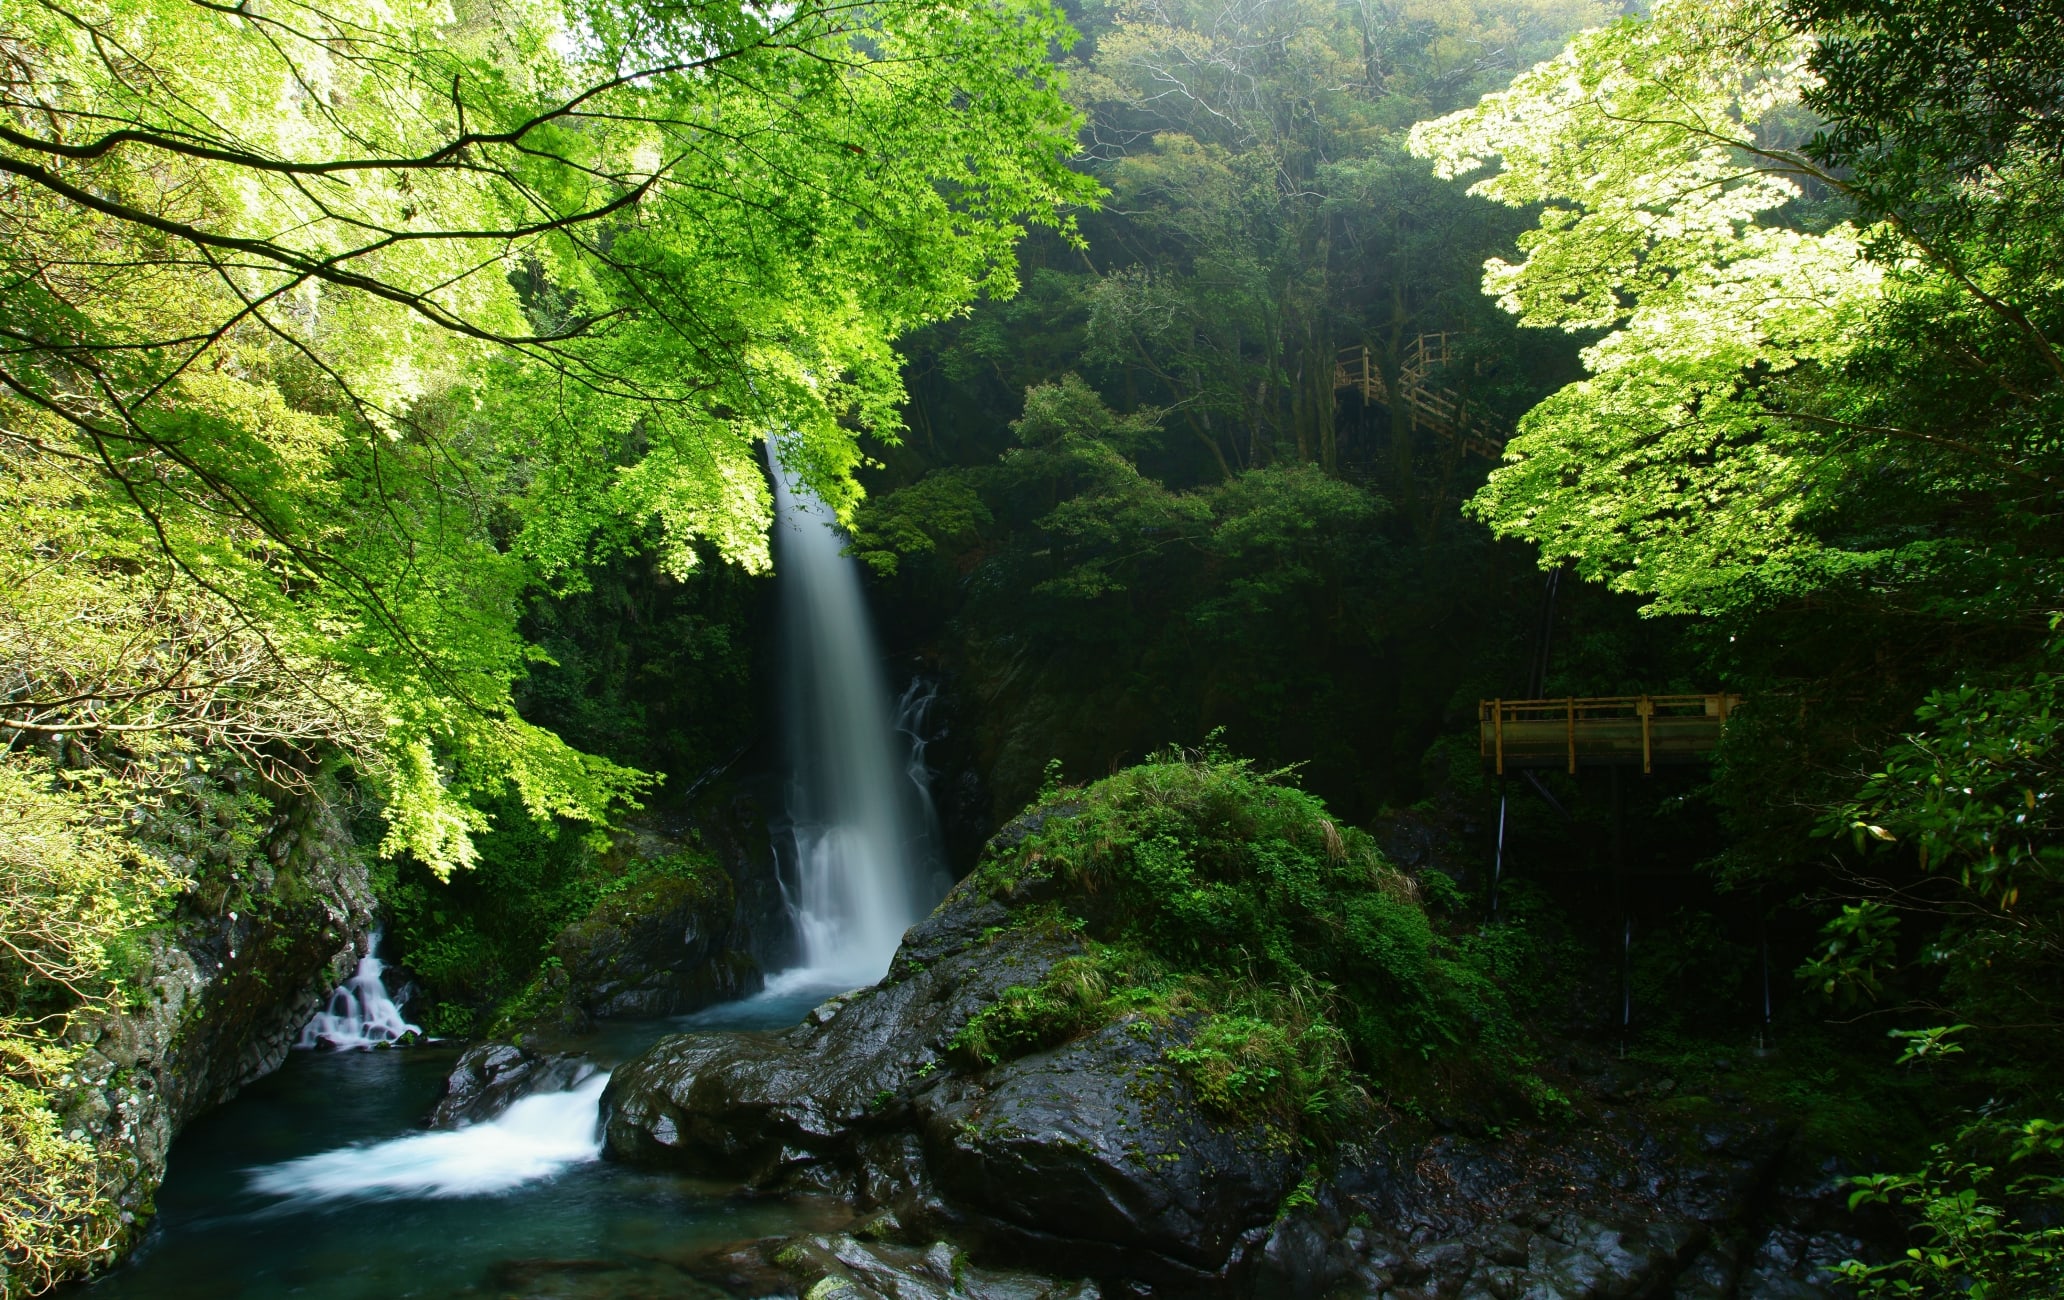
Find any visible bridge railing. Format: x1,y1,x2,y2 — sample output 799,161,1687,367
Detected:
1479,693,1741,775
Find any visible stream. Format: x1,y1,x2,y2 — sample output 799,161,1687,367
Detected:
80,451,940,1298
81,986,848,1299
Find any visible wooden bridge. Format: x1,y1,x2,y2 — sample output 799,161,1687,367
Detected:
1334,333,1506,460
1480,694,1742,775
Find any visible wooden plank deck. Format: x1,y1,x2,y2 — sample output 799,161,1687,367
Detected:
1479,694,1741,775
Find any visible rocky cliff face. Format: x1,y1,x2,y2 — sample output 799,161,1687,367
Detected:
52,779,377,1264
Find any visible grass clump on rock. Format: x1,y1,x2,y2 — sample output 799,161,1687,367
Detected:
948,750,1548,1140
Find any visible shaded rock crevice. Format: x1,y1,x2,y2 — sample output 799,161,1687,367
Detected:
496,789,782,1040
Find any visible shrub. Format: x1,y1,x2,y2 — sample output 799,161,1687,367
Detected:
1841,1117,2064,1299
0,759,196,1294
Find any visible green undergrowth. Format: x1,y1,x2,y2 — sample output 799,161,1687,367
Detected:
949,751,1565,1143
1628,1031,1938,1168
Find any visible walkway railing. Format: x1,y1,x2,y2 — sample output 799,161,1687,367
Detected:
1479,693,1741,775
1335,336,1506,460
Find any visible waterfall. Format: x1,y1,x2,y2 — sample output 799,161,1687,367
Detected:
296,932,420,1050
894,678,956,905
247,1072,608,1203
766,441,946,989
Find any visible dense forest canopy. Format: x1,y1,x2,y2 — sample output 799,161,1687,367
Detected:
7,0,2064,1293
854,0,2064,1291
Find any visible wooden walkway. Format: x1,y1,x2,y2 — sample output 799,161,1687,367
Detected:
1480,694,1741,775
1334,334,1506,460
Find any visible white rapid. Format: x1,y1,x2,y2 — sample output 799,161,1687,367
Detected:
247,1072,608,1204
767,441,946,989
296,933,420,1050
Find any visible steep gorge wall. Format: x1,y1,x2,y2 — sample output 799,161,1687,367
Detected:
47,779,377,1280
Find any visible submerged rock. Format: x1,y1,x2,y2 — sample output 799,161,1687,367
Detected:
698,1231,1100,1300
429,1041,595,1128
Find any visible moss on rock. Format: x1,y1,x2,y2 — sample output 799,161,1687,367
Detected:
943,751,1552,1139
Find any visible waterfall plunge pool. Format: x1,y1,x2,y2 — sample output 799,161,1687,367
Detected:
80,448,955,1296
78,986,852,1299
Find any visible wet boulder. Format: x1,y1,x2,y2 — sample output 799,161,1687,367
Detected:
602,873,1305,1284
697,1229,1101,1300
602,765,1862,1296
918,1021,1301,1278
602,875,1828,1295
429,1041,594,1128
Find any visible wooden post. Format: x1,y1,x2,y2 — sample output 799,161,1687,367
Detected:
1493,698,1505,775
1566,696,1577,774
1639,694,1653,775
1611,763,1629,1056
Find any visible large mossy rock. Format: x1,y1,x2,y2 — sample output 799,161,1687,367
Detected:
605,885,1301,1283
493,813,767,1038
603,757,1840,1294
551,864,752,1019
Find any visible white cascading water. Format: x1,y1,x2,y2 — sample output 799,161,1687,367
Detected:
252,455,944,1210
296,932,420,1050
766,440,946,990
893,678,955,907
247,1071,609,1203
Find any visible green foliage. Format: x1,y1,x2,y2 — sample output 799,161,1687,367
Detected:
1844,665,2064,909
0,751,301,1293
1165,1014,1319,1124
949,954,1115,1067
864,1,1635,827
0,1074,117,1298
2,0,1098,880
0,764,169,1033
1798,0,2064,263
0,764,163,1292
1840,1118,2064,1299
1413,2,2064,1283
1,8,1094,1279
953,753,1556,1138
1413,0,1896,619
514,540,763,777
1072,0,1610,474
1628,908,1757,1035
854,376,1398,814
1889,1025,1971,1069
1803,655,2064,1079
1799,902,1902,1010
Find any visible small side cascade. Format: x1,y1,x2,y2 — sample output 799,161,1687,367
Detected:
297,931,421,1050
893,678,954,904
